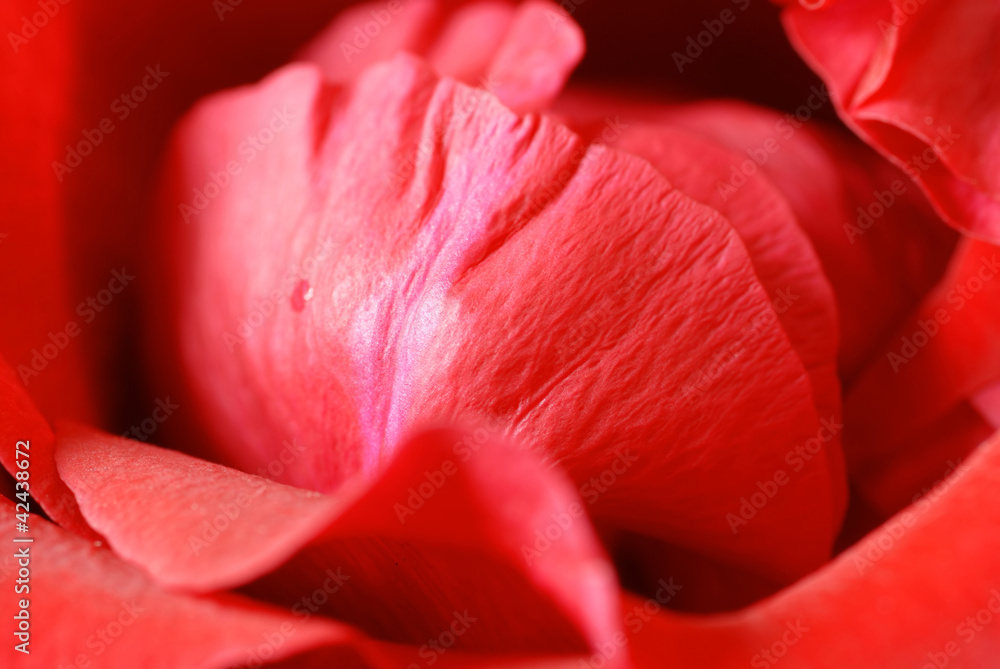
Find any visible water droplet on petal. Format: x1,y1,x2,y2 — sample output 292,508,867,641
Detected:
291,280,313,312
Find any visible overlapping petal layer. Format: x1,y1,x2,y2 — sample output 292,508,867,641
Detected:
9,1,998,665
552,94,845,517
643,98,956,381
782,0,1000,241
301,0,584,114
156,53,844,584
845,238,1000,515
0,357,94,537
14,0,402,434
56,423,622,657
626,428,1000,668
0,497,370,669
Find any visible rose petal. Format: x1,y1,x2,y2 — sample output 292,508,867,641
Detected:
56,423,622,656
853,400,992,517
0,357,94,537
156,54,843,583
782,0,1000,241
300,0,584,114
0,496,370,669
54,422,346,592
844,237,1000,515
0,0,98,424
553,93,845,522
625,428,1000,668
296,0,442,84
425,2,517,82
972,380,1000,430
648,98,956,381
45,0,370,426
477,0,585,114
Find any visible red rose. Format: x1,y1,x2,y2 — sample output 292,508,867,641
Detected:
2,0,999,667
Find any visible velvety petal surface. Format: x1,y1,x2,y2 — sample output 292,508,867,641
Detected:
54,422,346,592
155,54,843,583
782,0,1000,241
552,93,845,519
625,428,1000,668
0,496,370,668
56,423,622,657
646,98,956,381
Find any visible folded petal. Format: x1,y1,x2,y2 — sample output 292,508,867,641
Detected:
782,0,1000,241
56,424,622,657
300,0,584,114
626,428,1000,668
155,54,843,583
0,496,370,669
54,422,346,591
844,237,1000,515
0,357,94,537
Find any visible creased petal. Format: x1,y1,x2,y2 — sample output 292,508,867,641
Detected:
553,91,845,523
56,424,622,657
156,54,843,583
783,0,1000,241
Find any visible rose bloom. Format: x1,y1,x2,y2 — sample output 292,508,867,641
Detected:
2,0,1000,667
